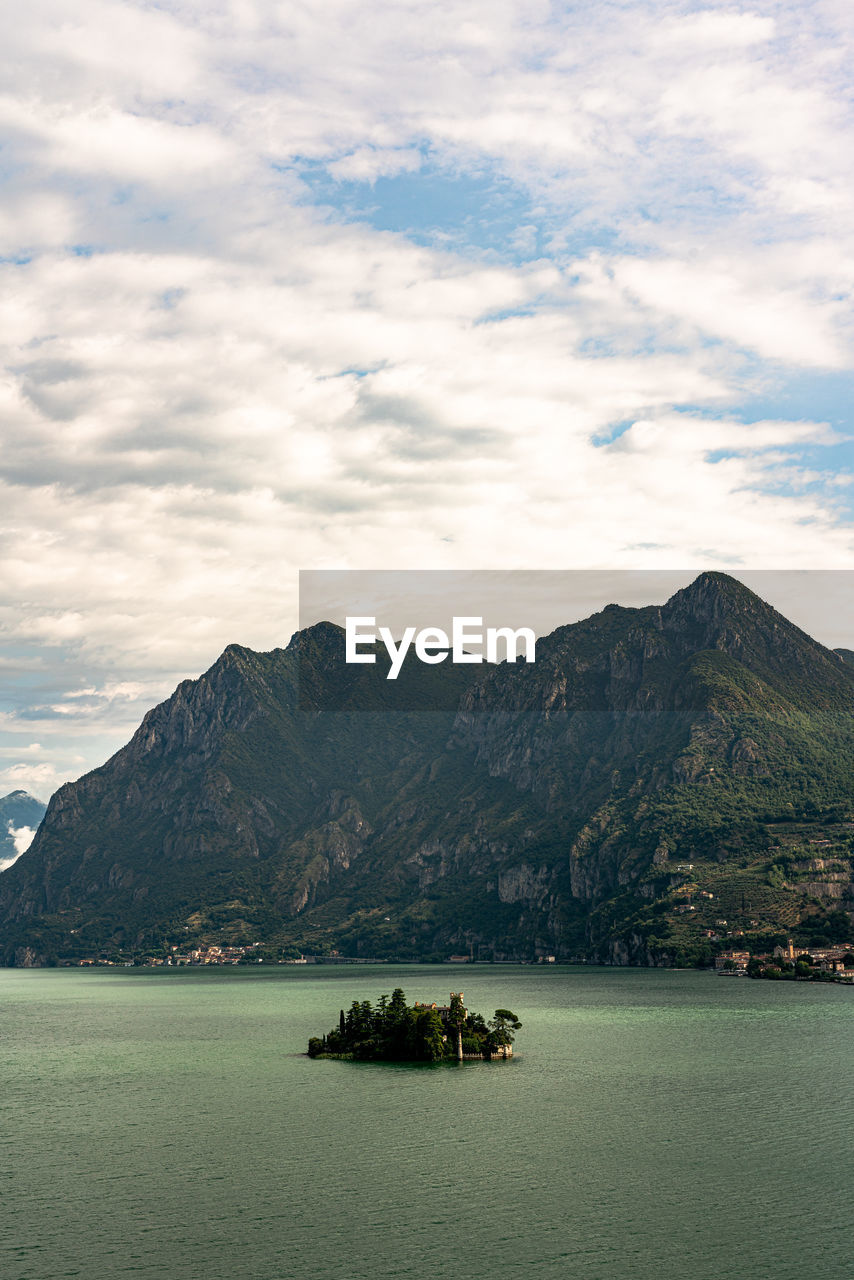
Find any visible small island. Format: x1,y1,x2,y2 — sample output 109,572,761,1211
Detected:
307,989,521,1062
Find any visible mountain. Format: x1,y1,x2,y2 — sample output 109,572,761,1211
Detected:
2,573,854,967
0,792,47,872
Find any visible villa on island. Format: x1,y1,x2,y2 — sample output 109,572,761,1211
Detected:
413,993,514,1059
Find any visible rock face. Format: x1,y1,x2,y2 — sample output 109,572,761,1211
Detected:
2,573,854,964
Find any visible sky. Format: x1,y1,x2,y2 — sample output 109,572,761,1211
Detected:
299,570,854,644
1,0,854,810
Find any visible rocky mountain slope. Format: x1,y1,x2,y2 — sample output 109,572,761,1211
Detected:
2,573,853,966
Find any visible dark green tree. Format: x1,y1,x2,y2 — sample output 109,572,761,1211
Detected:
448,992,466,1061
407,1008,446,1062
488,1008,522,1057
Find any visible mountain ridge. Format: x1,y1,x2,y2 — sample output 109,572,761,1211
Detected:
2,573,854,966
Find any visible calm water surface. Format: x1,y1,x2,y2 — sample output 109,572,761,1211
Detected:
2,965,851,1280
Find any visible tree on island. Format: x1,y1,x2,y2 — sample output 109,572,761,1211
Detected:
409,1007,446,1061
448,992,466,1062
487,1008,522,1058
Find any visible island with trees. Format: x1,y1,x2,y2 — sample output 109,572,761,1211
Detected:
307,989,521,1062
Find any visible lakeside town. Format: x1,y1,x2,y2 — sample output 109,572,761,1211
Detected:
716,940,854,981
50,938,854,983
64,946,548,968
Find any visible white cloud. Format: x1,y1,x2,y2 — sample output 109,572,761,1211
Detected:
0,96,236,186
651,10,777,51
6,822,37,857
327,148,423,183
0,761,62,798
0,0,853,792
598,255,846,367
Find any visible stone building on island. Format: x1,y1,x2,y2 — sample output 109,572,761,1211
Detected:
413,993,514,1060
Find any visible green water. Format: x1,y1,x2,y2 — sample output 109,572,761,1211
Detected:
2,965,852,1280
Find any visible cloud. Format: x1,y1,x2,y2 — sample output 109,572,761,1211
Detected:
4,822,36,863
0,95,236,187
0,0,853,792
0,760,63,799
327,148,424,183
590,254,847,367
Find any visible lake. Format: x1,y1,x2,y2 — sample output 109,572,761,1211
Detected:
2,964,852,1280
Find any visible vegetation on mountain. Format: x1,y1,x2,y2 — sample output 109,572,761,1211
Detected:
2,573,853,968
307,988,520,1062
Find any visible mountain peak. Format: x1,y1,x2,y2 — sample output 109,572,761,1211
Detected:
286,621,345,652
670,570,755,606
1,790,46,809
663,572,774,633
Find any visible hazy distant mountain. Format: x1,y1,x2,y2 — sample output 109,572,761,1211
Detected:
0,792,47,872
2,573,853,966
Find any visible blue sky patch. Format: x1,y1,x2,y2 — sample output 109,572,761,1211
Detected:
297,159,622,264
